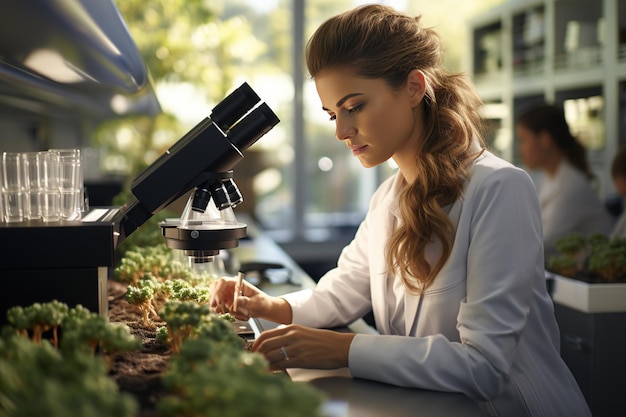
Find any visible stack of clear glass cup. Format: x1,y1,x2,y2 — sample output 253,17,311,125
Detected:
0,148,84,223
1,152,25,223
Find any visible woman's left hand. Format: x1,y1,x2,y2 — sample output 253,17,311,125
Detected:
251,324,356,371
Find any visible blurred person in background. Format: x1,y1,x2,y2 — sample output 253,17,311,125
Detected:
515,103,613,259
212,5,590,417
610,145,626,238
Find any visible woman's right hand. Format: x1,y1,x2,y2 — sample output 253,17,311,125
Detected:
209,276,294,324
209,276,264,321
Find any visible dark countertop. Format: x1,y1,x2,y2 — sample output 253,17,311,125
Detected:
229,229,489,417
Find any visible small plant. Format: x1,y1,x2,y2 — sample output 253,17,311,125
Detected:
4,302,141,369
157,336,325,417
553,232,588,271
116,243,215,328
115,241,218,285
125,275,212,327
160,278,211,304
6,300,69,347
548,232,626,283
170,283,210,304
547,255,577,278
59,305,141,368
158,300,243,354
0,301,142,417
156,326,169,346
554,232,587,256
587,238,626,282
114,244,172,285
125,279,159,327
0,330,139,417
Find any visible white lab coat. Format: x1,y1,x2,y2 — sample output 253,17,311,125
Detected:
611,208,626,239
538,159,613,259
283,151,591,417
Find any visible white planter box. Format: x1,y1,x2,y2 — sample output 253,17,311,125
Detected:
547,272,626,313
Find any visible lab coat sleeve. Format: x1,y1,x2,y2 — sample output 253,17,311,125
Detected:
541,186,585,258
542,181,612,258
281,206,375,329
349,167,543,401
611,211,626,239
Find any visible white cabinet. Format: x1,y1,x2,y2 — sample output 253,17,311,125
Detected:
468,0,626,198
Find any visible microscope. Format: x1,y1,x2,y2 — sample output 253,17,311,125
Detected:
116,81,279,267
0,82,279,323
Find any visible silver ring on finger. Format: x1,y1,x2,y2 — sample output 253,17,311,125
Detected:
280,346,290,361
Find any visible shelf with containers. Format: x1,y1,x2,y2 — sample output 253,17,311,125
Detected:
512,3,546,76
553,0,603,72
471,20,505,89
468,0,626,199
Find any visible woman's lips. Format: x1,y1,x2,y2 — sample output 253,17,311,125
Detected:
350,144,368,156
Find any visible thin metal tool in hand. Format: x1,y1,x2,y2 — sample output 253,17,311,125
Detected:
233,271,244,311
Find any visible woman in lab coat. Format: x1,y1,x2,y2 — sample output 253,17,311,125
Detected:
210,5,591,417
515,104,613,259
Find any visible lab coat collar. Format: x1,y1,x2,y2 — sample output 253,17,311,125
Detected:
378,173,406,220
381,147,485,220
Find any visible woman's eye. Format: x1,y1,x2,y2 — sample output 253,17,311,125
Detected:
348,104,364,113
327,104,363,121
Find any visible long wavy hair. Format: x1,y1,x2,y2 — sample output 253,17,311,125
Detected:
515,104,593,179
306,5,485,292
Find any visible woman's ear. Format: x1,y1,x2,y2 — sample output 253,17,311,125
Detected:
406,69,426,107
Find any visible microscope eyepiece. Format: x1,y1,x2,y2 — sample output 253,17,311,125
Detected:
210,82,260,132
227,103,280,152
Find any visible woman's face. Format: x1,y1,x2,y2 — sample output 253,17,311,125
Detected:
614,175,626,198
515,123,545,170
314,68,422,169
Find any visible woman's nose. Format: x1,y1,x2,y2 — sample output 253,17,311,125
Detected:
335,117,356,141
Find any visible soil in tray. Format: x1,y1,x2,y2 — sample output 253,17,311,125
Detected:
107,280,170,417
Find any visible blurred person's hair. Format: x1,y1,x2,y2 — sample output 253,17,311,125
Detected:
516,103,592,179
611,145,626,179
